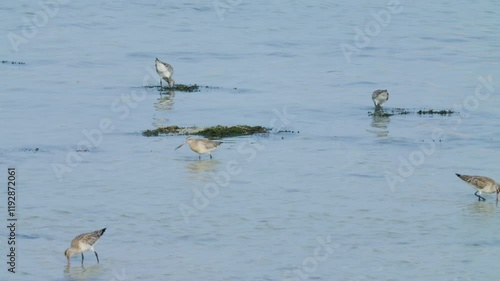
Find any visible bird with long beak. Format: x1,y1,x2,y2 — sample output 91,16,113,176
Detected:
456,173,500,202
64,228,106,266
155,58,174,88
175,136,222,159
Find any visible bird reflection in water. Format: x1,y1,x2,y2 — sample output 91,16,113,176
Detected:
186,159,220,182
154,91,175,111
367,111,390,137
152,91,175,128
467,200,498,215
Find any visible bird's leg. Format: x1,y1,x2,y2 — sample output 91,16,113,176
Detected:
210,154,213,159
160,79,162,88
475,191,486,201
81,253,84,265
94,251,100,263
198,155,201,161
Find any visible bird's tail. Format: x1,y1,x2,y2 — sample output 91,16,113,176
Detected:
456,173,472,184
97,228,106,237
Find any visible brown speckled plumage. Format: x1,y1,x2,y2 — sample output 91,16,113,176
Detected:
175,137,222,159
64,228,106,265
456,173,500,201
372,89,389,108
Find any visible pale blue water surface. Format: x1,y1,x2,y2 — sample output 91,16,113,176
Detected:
1,0,500,280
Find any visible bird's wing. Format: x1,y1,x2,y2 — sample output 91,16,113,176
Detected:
203,140,222,149
167,64,173,74
71,228,105,247
458,174,494,190
372,90,382,99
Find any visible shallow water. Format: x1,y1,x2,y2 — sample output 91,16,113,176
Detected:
1,0,500,280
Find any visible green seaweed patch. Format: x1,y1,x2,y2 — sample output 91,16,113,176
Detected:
369,108,456,116
142,125,269,138
2,60,25,65
196,125,269,138
142,126,182,137
171,84,200,92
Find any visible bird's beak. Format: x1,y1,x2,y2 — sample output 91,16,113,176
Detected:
174,142,185,150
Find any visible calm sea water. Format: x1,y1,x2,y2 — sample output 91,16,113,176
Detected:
1,0,500,280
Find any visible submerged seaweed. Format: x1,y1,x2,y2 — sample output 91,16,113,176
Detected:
417,109,454,115
196,125,269,138
142,125,269,138
142,126,182,137
2,60,25,65
143,84,221,92
368,108,456,116
19,147,39,152
171,84,200,92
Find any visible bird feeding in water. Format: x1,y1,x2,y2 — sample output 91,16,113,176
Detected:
455,173,500,202
372,89,389,108
64,228,106,266
175,136,222,159
155,58,174,88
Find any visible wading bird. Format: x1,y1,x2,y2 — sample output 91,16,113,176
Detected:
175,136,222,159
372,89,389,109
455,173,500,202
64,228,106,266
155,58,174,88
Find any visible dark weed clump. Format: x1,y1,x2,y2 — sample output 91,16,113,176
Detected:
2,60,25,65
417,109,454,115
142,126,181,137
144,84,200,92
142,125,269,138
369,108,456,116
195,125,269,139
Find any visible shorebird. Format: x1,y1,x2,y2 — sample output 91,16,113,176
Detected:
175,136,222,159
64,228,106,266
372,89,389,108
155,58,174,88
455,173,500,202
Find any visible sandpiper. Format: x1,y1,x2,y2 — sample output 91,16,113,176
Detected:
372,89,389,108
64,228,106,266
175,136,222,159
455,173,500,202
155,58,174,88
